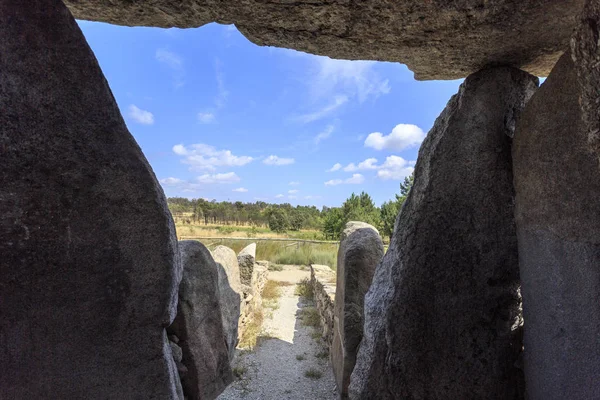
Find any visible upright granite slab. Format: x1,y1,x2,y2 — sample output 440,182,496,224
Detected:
237,243,256,286
211,245,243,360
513,4,600,397
350,67,538,400
0,1,182,398
332,222,383,398
169,241,234,400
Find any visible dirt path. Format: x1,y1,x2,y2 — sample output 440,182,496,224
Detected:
218,265,337,400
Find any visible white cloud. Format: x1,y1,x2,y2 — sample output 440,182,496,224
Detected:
325,179,343,186
288,189,299,194
233,187,248,192
327,163,342,172
377,155,416,181
289,181,300,186
158,172,240,193
314,124,335,144
288,195,298,200
324,174,364,186
295,95,348,124
214,58,229,109
197,172,240,184
173,144,187,155
304,195,322,200
128,105,154,125
263,155,295,166
159,177,184,186
172,143,253,171
197,112,216,124
343,158,378,172
346,174,365,184
365,124,426,151
311,57,391,103
156,49,184,88
275,194,284,198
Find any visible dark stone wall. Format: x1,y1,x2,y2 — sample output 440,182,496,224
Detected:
0,1,182,398
350,67,538,400
513,9,600,394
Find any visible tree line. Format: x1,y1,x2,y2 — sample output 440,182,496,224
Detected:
167,173,414,240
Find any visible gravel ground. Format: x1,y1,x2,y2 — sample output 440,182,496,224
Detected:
218,266,337,400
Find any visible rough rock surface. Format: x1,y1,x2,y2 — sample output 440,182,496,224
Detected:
0,1,182,398
211,245,243,360
237,243,256,286
332,222,383,398
216,261,241,363
169,241,234,400
63,0,584,79
212,245,243,296
311,265,337,349
513,6,600,397
349,67,538,400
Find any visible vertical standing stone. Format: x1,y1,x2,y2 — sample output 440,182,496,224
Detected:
350,67,538,400
169,241,234,400
0,1,182,398
211,245,243,361
513,4,600,398
237,243,256,286
332,222,383,399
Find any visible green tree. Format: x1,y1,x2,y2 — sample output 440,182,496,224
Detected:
380,172,415,239
380,200,400,238
322,208,344,240
342,192,381,229
268,208,290,233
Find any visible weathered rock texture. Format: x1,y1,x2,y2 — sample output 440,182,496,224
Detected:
63,0,583,79
168,241,233,400
211,245,243,360
238,262,269,341
310,264,337,348
0,1,182,398
237,243,256,286
212,245,243,296
349,67,538,400
332,222,383,398
513,5,600,397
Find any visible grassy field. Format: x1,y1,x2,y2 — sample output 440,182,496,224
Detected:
194,237,338,270
175,223,326,241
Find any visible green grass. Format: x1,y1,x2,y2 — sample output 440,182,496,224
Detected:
304,368,323,379
198,239,338,270
232,366,247,379
301,307,321,328
315,349,329,359
295,278,314,299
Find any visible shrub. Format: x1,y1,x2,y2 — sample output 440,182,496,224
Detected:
295,278,314,300
301,307,321,327
304,368,322,379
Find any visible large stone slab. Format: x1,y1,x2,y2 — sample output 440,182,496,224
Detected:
212,245,243,296
332,222,383,398
0,1,182,398
169,241,234,400
64,0,583,79
237,243,256,286
349,67,538,400
211,245,242,361
513,5,600,397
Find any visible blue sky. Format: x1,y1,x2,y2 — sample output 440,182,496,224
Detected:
78,21,462,208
